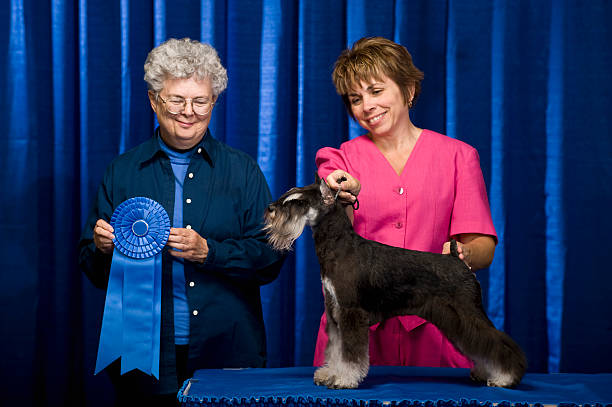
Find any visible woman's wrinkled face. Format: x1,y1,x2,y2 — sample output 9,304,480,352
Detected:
149,76,216,150
348,75,411,138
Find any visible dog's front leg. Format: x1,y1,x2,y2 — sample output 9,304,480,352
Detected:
314,294,342,387
317,307,370,389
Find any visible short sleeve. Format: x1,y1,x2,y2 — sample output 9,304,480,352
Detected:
449,147,497,242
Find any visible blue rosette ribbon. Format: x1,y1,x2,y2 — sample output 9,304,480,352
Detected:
95,197,170,379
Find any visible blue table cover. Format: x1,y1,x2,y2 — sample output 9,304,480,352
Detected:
178,366,612,407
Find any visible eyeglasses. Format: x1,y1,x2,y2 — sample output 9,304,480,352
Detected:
157,94,214,116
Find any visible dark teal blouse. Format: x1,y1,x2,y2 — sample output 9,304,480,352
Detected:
78,129,284,394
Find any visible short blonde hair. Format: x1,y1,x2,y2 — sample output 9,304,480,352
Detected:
332,37,424,118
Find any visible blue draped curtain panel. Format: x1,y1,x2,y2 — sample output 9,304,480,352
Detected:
1,1,611,406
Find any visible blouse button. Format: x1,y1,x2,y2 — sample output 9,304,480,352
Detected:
189,281,195,287
186,198,192,204
398,187,404,195
192,310,199,316
185,225,192,229
188,172,194,179
395,222,403,229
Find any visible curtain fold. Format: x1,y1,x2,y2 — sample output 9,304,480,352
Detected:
488,0,506,335
258,0,299,367
545,0,565,374
293,0,346,366
1,1,611,406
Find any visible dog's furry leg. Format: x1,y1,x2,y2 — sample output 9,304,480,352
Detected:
467,323,527,387
314,297,341,387
314,284,370,389
315,307,369,389
423,298,526,388
331,307,370,389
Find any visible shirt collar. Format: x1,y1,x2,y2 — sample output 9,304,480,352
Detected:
138,128,215,168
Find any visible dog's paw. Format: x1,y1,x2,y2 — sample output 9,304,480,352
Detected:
470,365,517,388
314,366,361,389
485,373,519,388
314,366,334,387
315,365,366,389
327,377,359,389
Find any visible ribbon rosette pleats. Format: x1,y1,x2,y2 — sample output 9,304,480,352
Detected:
95,197,170,379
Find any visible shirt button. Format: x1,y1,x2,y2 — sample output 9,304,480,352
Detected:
189,281,195,287
395,222,403,229
398,187,404,195
192,310,198,316
186,198,192,204
188,172,194,179
185,224,192,229
197,148,202,154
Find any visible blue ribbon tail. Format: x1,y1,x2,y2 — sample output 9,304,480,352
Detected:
95,249,162,379
152,253,162,379
121,252,155,376
95,248,124,375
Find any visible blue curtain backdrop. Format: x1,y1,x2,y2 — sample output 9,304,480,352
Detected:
1,1,611,406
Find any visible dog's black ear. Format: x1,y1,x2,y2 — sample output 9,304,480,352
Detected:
319,178,335,205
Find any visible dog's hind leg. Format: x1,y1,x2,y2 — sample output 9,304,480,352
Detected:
459,302,526,388
426,300,526,388
466,323,527,388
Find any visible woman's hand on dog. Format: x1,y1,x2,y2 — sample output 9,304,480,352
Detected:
326,169,361,204
443,234,496,271
443,240,471,270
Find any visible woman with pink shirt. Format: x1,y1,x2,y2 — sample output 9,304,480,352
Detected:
314,37,497,368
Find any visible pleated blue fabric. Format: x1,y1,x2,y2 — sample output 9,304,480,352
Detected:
489,0,507,336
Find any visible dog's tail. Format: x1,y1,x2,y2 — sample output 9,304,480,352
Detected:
450,239,460,258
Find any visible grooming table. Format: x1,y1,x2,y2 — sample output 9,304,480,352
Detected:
178,366,612,406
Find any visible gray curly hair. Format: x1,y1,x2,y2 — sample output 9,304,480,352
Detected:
144,38,228,96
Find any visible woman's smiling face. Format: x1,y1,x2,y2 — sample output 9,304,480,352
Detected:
149,76,216,150
348,75,412,138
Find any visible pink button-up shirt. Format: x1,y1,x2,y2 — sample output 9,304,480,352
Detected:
313,129,497,367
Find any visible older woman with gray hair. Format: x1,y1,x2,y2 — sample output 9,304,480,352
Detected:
79,38,284,406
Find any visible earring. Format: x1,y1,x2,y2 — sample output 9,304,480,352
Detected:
408,99,413,109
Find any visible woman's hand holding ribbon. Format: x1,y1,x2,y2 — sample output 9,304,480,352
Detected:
167,227,209,263
94,219,115,254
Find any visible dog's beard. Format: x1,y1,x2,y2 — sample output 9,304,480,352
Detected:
263,213,308,251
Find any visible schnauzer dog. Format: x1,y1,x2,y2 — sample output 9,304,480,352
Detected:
263,177,527,389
